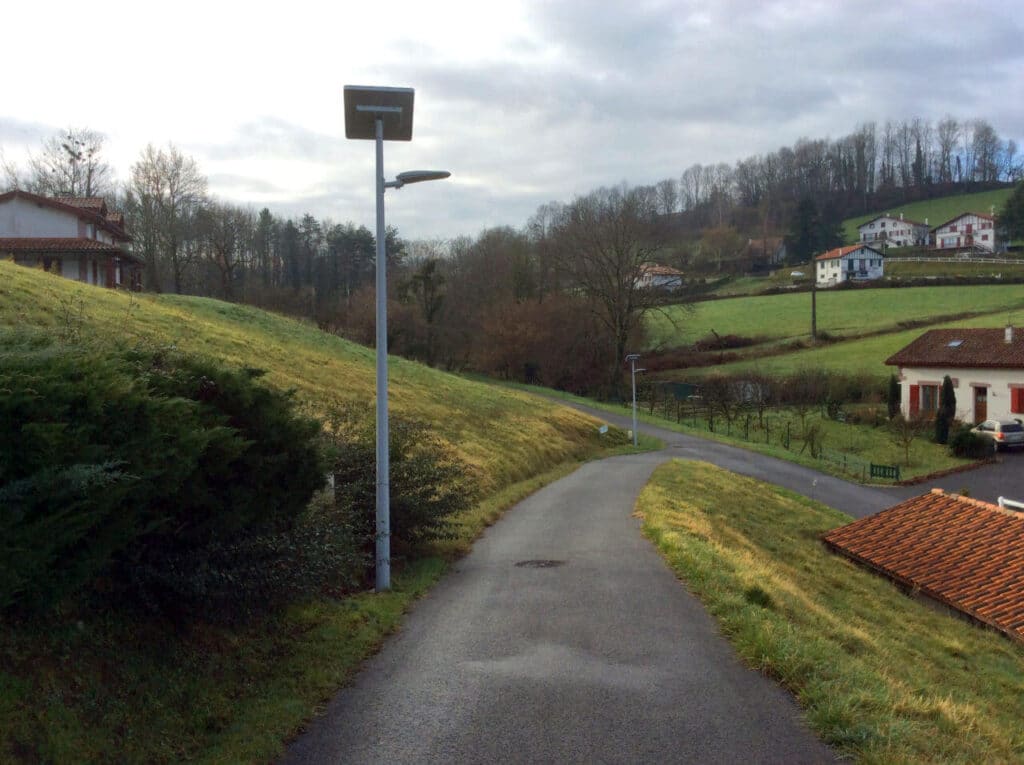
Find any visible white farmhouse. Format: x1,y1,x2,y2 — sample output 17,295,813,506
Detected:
857,213,930,248
814,244,884,287
636,263,684,290
0,190,141,289
931,212,997,253
885,327,1024,424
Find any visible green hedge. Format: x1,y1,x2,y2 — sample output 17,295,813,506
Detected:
0,333,326,615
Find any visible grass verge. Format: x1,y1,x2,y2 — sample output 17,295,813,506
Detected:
637,460,1024,763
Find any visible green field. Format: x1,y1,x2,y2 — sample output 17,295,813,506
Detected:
841,188,1014,244
685,310,1023,380
885,260,1024,278
639,461,1024,763
646,284,1024,349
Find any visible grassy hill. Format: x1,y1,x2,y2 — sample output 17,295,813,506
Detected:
0,261,625,763
0,261,608,494
841,187,1013,244
646,284,1024,350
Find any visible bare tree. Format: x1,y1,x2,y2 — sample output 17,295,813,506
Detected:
197,200,254,300
970,120,1001,182
552,184,665,391
936,116,960,183
23,128,113,198
655,178,679,217
127,144,208,293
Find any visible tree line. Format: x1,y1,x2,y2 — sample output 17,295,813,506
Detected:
3,118,1021,397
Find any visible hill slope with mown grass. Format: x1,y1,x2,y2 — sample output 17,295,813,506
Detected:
646,283,1024,350
0,261,627,764
0,260,609,494
676,310,1024,381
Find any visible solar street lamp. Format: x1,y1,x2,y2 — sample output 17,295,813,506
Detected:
344,85,450,591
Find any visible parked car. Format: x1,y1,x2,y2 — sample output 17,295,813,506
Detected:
971,419,1024,451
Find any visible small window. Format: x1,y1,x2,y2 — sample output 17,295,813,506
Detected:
920,385,940,411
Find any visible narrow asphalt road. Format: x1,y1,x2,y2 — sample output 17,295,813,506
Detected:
283,449,840,764
281,400,1022,763
557,400,1024,511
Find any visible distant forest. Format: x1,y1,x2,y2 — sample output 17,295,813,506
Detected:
3,116,1021,393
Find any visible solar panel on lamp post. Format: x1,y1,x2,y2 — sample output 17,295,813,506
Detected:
344,85,450,592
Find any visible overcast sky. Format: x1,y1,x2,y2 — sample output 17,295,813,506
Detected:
2,0,1022,240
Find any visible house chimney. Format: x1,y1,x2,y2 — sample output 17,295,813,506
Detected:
1006,325,1014,344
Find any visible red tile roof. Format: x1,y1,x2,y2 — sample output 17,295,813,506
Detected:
55,196,107,214
640,263,684,276
931,212,997,231
815,244,883,261
0,237,141,262
885,328,1024,369
823,489,1024,642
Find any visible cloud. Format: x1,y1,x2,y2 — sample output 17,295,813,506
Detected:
196,117,344,164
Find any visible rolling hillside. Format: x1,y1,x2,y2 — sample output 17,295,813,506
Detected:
646,284,1024,349
0,261,607,495
841,187,1013,244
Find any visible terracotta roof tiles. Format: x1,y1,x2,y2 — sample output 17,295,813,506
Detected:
815,244,883,261
885,328,1024,369
823,489,1024,642
0,238,141,262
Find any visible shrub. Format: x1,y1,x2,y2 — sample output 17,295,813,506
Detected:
324,408,479,558
949,426,993,459
0,333,327,615
127,493,369,622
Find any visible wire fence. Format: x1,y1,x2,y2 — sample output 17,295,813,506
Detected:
638,394,897,482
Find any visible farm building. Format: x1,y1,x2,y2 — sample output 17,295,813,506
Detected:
931,212,998,253
0,190,141,289
637,263,684,290
814,244,884,287
857,214,930,248
885,327,1024,423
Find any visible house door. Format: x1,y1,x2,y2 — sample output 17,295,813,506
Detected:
973,386,987,423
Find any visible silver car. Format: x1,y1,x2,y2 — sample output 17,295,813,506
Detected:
971,419,1024,451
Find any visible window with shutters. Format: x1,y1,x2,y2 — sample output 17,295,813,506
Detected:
1012,387,1024,414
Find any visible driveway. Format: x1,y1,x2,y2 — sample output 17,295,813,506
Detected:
282,452,838,764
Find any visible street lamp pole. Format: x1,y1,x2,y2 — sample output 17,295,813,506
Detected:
344,85,449,592
372,113,391,592
626,354,643,447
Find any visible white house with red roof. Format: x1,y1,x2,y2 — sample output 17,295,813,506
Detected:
931,212,997,253
814,244,884,287
0,190,141,289
636,263,684,290
857,213,930,248
885,327,1024,423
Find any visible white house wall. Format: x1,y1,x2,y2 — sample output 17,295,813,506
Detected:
0,197,80,237
899,365,1024,422
816,248,884,287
